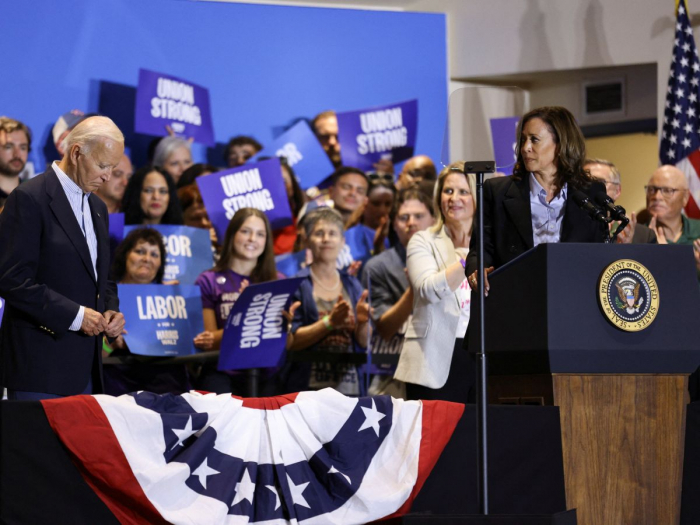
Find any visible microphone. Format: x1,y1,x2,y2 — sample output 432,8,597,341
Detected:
594,192,629,223
571,189,610,224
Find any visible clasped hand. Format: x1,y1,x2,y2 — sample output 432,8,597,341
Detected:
81,308,125,337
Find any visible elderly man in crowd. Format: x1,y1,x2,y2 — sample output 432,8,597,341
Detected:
0,116,125,399
95,153,132,214
0,117,31,211
584,158,656,244
396,155,437,191
646,165,700,269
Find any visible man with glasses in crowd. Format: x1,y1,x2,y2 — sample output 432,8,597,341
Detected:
584,158,656,244
645,165,700,272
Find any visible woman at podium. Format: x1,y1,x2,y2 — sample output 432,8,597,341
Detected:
466,106,606,288
395,162,476,403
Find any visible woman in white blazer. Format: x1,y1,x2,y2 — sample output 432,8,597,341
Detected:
395,162,476,403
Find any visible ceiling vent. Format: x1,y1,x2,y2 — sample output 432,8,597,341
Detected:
582,78,625,117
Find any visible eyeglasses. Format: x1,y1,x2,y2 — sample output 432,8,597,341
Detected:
645,185,687,197
368,172,394,184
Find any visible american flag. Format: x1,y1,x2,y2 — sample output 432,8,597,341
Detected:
42,389,463,524
661,0,700,218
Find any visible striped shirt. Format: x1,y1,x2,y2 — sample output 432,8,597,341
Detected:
52,162,98,331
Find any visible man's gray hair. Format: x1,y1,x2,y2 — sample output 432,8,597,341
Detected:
152,136,191,169
62,116,124,155
301,206,345,238
585,158,621,185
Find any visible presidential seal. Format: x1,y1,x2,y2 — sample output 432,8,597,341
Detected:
598,259,659,332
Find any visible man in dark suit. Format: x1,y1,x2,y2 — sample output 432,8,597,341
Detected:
0,116,125,399
585,158,657,244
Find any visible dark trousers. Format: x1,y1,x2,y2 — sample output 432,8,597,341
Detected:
405,338,475,404
6,377,93,400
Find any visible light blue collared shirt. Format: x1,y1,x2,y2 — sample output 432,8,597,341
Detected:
53,162,98,331
529,172,567,247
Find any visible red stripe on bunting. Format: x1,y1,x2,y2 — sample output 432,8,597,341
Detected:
378,400,465,521
42,396,168,525
237,391,300,409
685,151,700,219
193,390,301,410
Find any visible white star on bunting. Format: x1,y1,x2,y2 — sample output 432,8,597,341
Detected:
286,473,310,508
192,457,220,489
170,416,196,450
358,399,386,437
231,468,256,507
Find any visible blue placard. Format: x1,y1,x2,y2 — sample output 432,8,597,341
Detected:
275,250,307,278
343,225,375,268
336,99,418,172
489,116,519,175
252,120,335,190
218,278,304,371
109,212,125,244
364,333,404,375
274,229,372,275
134,68,215,146
196,157,293,241
124,224,213,284
118,284,205,357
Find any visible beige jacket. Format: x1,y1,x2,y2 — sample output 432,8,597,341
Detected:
394,226,465,388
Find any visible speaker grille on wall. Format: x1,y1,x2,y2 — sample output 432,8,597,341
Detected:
583,79,625,117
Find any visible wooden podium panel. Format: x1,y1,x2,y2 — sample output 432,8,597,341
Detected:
553,374,688,525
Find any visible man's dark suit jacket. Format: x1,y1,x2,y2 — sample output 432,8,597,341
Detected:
0,166,118,395
466,175,607,274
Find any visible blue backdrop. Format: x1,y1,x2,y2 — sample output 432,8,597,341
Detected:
2,0,447,172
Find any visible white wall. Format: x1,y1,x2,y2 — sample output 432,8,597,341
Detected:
412,0,675,130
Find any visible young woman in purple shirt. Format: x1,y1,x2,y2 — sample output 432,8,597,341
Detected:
194,207,280,394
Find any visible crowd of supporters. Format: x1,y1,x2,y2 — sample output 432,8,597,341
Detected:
1,106,699,403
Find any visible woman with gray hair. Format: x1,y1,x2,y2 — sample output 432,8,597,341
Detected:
152,136,193,184
283,207,370,396
394,161,477,403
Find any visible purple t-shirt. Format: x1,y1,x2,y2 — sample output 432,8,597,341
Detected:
195,269,247,329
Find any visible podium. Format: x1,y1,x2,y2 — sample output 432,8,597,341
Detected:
469,243,700,525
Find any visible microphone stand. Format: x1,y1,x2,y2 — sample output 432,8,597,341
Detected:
465,161,495,515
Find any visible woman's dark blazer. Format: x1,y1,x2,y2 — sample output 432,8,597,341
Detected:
465,175,607,275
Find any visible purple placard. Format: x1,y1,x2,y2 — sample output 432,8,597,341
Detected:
489,116,519,176
109,212,124,244
218,278,304,371
251,120,335,189
336,99,418,172
196,157,293,241
134,68,215,146
0,296,4,327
